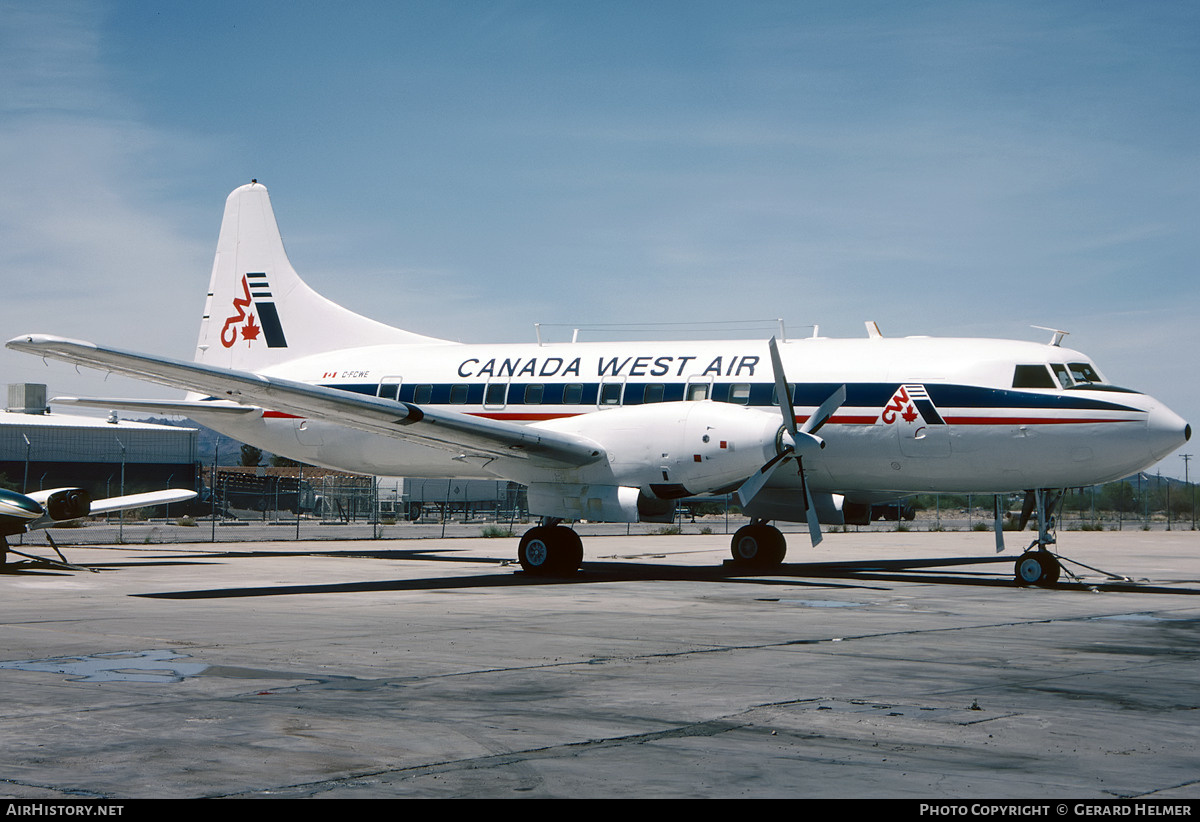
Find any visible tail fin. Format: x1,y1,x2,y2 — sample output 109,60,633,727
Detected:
195,181,448,371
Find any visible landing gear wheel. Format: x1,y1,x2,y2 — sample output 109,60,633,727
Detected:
518,526,583,575
1014,551,1061,587
730,524,787,568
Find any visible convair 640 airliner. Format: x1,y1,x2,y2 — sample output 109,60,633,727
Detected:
7,182,1190,584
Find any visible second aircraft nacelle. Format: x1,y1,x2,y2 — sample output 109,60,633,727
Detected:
26,488,93,521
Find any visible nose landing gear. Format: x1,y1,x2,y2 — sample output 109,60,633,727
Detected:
1013,488,1063,587
1014,549,1061,586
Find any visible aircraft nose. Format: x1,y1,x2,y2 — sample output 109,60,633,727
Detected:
1146,402,1189,461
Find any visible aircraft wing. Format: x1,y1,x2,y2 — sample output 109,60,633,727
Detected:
7,335,605,469
83,489,198,517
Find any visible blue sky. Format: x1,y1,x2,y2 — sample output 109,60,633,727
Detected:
1,0,1196,475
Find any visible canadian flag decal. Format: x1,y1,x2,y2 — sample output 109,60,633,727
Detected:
220,273,288,349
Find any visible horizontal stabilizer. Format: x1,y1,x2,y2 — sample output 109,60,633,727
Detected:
52,397,257,416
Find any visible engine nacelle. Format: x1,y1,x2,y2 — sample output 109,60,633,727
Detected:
527,483,641,523
534,401,782,500
39,488,93,521
742,488,847,525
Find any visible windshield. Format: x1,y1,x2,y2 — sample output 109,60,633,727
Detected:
1061,361,1141,393
1068,362,1102,385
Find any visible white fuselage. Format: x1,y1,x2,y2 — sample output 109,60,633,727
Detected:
187,334,1187,499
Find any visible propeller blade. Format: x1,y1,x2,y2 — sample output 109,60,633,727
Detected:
800,457,823,547
768,337,797,435
800,384,847,437
732,449,792,508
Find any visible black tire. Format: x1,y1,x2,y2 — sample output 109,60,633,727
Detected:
730,524,786,567
1014,551,1061,587
518,526,583,575
561,528,583,572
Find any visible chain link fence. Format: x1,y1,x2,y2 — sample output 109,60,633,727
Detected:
10,471,1197,549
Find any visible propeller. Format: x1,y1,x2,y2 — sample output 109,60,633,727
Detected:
733,337,846,546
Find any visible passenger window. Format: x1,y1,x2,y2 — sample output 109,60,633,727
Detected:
600,383,622,405
1013,365,1056,389
688,383,710,401
563,384,583,404
485,383,507,405
643,384,665,404
413,385,433,404
729,383,751,405
449,384,468,404
772,383,796,405
524,384,544,404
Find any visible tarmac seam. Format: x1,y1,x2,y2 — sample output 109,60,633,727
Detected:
1118,777,1200,799
417,610,1192,675
0,778,109,799
211,718,751,798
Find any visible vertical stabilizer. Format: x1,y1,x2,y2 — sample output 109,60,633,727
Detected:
195,181,448,371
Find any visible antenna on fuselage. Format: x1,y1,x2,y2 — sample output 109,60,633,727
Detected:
1032,326,1070,347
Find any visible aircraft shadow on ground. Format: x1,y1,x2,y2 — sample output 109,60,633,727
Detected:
128,549,1200,600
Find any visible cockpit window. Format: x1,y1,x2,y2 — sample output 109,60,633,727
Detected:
1013,365,1056,389
1055,361,1139,393
1068,362,1102,385
1050,364,1073,388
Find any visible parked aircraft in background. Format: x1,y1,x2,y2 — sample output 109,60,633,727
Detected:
8,182,1190,584
0,487,196,568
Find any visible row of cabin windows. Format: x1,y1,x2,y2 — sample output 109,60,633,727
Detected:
381,381,774,407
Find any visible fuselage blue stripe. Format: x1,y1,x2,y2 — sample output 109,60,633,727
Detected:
319,381,1143,414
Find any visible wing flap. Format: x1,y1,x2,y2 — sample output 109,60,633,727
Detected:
7,335,605,468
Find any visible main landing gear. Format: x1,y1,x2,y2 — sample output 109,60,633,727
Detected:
729,520,787,569
517,520,583,575
516,518,792,576
1013,488,1063,587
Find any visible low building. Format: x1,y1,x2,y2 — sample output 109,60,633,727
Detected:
0,384,197,497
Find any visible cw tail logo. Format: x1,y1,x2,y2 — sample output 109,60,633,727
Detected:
220,273,288,349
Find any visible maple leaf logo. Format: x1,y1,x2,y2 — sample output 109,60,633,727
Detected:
241,313,261,345
901,404,919,423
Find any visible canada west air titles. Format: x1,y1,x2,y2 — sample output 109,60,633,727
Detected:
456,353,761,380
320,353,762,383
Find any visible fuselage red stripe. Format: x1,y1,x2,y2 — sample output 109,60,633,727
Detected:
940,416,1141,425
262,410,1143,426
